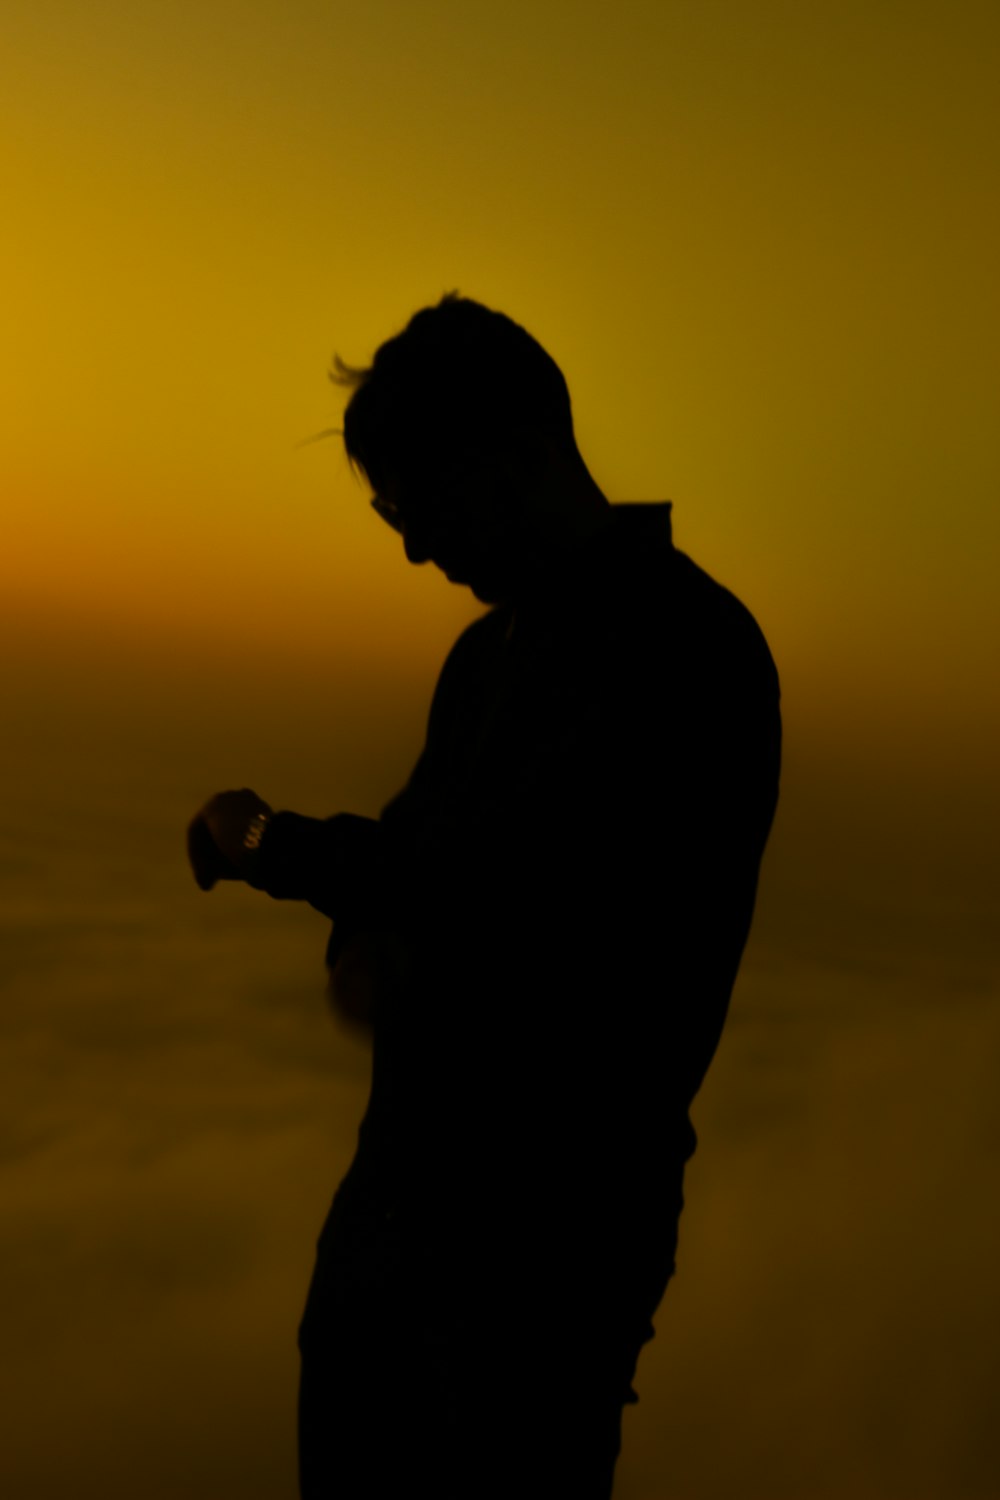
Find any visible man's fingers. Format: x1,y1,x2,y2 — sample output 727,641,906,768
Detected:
187,815,226,890
187,790,269,890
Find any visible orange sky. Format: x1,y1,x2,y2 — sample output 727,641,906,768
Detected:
3,2,1000,1496
4,0,998,754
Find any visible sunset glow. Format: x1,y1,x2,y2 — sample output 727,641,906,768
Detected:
4,3,999,1496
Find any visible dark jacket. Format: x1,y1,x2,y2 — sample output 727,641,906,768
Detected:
255,503,781,1313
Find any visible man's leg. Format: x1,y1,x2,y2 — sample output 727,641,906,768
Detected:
297,1200,463,1498
443,1301,657,1500
297,1199,669,1498
299,1269,658,1498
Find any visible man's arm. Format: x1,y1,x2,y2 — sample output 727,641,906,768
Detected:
186,611,504,905
186,791,383,922
186,795,391,1031
245,809,383,920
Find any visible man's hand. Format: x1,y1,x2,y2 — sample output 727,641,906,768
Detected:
326,930,413,1032
186,788,273,891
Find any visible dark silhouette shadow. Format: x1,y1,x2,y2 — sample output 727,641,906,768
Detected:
187,294,781,1498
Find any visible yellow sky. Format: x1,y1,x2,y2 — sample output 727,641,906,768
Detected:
4,0,998,763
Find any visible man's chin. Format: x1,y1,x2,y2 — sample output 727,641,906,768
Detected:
468,576,511,606
439,559,512,605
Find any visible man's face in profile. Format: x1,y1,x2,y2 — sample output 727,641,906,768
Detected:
371,449,529,605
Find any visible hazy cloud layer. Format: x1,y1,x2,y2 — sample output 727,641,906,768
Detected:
3,656,999,1498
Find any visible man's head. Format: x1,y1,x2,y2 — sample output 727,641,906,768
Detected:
330,293,610,604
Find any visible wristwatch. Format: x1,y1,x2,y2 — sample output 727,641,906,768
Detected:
242,811,271,852
239,808,273,889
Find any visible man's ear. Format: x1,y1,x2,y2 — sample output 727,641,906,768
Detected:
505,426,556,484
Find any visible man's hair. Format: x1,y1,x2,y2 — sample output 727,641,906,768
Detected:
329,292,576,492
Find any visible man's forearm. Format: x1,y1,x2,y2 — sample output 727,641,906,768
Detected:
246,810,382,920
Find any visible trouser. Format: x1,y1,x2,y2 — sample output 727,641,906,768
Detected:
297,1194,673,1498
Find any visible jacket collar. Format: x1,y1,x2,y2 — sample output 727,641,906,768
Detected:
506,501,674,638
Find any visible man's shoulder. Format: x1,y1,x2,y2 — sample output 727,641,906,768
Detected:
425,606,510,725
609,532,778,693
670,549,776,661
439,605,510,676
451,603,512,650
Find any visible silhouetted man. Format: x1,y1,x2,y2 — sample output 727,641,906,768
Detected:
187,293,781,1498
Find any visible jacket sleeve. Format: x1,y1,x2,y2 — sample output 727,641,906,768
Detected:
244,810,383,921
244,609,504,928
